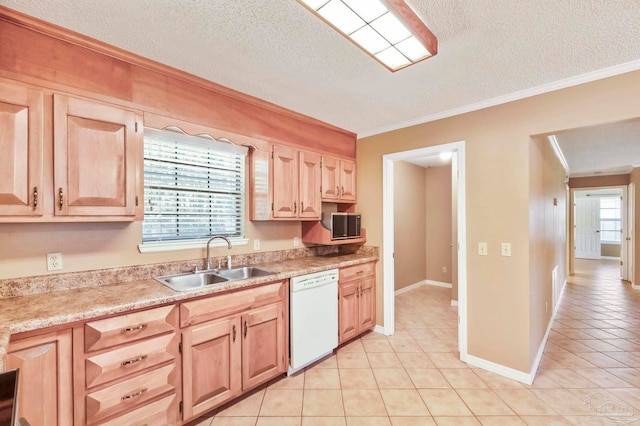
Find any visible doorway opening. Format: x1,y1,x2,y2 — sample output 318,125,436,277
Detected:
382,141,468,359
570,185,633,282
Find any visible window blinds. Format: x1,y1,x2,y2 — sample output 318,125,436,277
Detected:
142,128,248,243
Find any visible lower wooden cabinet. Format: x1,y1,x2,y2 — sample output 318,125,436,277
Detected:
182,315,241,419
4,280,289,425
74,305,180,425
181,298,286,422
339,262,376,344
6,329,73,426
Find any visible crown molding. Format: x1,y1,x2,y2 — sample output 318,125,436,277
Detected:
358,59,640,139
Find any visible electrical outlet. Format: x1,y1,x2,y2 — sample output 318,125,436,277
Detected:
293,236,300,247
253,239,260,250
501,242,512,257
442,266,447,273
47,252,63,271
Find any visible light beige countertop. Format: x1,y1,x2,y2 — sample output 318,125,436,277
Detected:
0,250,377,372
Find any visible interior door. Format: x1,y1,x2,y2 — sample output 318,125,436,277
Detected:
575,196,601,259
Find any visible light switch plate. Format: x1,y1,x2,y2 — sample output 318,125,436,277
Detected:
501,242,512,256
478,242,488,256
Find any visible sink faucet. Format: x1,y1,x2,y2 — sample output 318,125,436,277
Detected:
206,235,232,270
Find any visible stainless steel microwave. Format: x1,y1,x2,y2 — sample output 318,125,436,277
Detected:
321,212,361,240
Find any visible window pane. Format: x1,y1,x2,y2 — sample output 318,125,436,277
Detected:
142,129,247,243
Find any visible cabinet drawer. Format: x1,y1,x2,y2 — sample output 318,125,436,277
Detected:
85,305,178,352
339,262,375,282
86,363,176,424
97,393,178,426
85,333,179,389
180,281,285,327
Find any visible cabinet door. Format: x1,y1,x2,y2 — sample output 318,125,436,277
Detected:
298,150,321,219
358,277,376,331
6,329,73,426
242,302,285,390
182,316,241,421
340,159,357,202
338,282,359,344
0,81,43,216
272,145,298,218
321,156,340,202
53,94,139,217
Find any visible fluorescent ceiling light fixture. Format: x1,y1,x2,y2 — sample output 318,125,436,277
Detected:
298,0,437,71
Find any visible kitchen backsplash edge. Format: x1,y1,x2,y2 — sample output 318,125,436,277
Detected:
0,245,378,299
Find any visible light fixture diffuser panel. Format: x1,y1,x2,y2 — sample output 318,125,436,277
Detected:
296,0,437,71
318,0,365,35
350,25,390,55
342,0,387,23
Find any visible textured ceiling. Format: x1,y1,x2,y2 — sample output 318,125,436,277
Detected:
554,120,640,178
3,0,640,137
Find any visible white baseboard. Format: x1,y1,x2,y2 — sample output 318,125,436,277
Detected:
529,278,568,382
426,280,452,288
373,325,387,335
395,279,453,295
450,300,459,307
394,280,427,295
462,353,533,385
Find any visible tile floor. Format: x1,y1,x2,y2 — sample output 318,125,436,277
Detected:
189,259,640,425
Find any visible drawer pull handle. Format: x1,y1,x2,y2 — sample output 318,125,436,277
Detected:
121,387,147,401
33,187,38,209
58,187,64,210
233,324,237,342
121,354,148,367
244,321,248,338
356,270,364,274
121,323,148,333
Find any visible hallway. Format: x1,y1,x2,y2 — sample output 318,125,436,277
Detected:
193,260,640,425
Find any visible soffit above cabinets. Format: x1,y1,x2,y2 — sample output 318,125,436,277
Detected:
3,0,640,137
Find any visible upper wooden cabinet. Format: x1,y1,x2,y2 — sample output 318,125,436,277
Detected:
0,80,44,216
321,156,356,203
271,145,321,220
54,94,140,218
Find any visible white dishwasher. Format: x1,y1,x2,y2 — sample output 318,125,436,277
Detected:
289,268,339,375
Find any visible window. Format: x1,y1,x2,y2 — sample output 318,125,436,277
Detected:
141,128,248,248
600,196,621,243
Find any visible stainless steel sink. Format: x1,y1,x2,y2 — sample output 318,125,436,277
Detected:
156,271,229,292
155,266,274,292
215,266,274,280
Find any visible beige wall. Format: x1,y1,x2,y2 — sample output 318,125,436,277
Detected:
529,137,567,365
601,243,621,258
394,162,427,290
0,193,303,279
632,167,640,286
569,174,630,188
357,69,640,373
426,165,453,284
